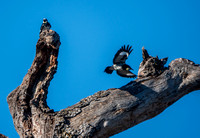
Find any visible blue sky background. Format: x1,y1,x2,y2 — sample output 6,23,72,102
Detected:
0,0,200,137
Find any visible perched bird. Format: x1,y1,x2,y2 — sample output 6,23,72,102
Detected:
40,18,51,33
104,45,136,78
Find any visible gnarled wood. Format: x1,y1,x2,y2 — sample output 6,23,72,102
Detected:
7,29,200,137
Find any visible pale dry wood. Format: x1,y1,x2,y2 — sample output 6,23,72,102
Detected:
7,29,200,138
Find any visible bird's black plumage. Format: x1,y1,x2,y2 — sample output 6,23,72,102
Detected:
40,18,51,33
104,66,114,74
116,69,136,78
104,45,136,78
113,45,133,64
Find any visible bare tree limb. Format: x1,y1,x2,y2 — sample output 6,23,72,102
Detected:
7,29,200,137
0,133,8,138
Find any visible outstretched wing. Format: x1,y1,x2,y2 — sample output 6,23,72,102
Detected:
113,45,133,64
116,70,136,78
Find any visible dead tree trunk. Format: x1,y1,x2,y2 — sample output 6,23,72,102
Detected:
7,29,200,138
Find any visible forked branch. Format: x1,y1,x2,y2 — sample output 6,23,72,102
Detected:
7,29,200,137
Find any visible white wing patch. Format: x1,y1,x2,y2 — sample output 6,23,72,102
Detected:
113,64,122,70
119,52,129,57
126,73,134,76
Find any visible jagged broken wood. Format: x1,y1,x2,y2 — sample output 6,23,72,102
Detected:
7,29,200,137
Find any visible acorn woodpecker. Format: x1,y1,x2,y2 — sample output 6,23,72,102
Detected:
104,45,136,78
40,18,51,33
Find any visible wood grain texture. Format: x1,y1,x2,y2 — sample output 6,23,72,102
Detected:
7,29,200,138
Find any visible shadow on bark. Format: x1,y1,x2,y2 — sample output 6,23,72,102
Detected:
7,28,200,137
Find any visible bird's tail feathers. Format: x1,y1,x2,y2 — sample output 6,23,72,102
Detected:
104,66,114,74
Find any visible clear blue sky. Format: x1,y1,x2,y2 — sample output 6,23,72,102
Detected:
0,0,200,137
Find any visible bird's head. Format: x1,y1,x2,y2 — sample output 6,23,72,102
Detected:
43,18,48,23
122,64,133,71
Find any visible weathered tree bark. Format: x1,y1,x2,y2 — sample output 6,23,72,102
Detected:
0,133,8,138
7,28,200,138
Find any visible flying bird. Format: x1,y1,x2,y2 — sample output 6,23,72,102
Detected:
104,45,136,78
40,18,51,33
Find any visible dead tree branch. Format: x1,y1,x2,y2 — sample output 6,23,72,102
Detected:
0,133,8,138
7,29,200,137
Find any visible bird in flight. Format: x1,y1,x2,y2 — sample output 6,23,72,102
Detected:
40,18,51,33
104,45,136,78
